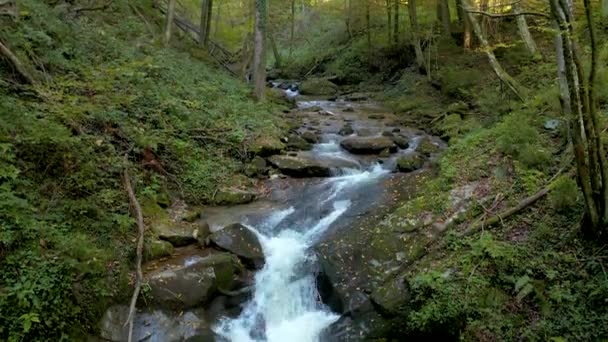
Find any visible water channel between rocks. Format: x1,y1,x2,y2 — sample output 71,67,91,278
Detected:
99,92,444,342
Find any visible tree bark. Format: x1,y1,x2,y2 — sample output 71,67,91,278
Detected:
269,32,281,68
164,0,176,46
514,2,539,57
253,0,267,102
290,0,295,57
463,0,526,101
440,0,451,34
0,39,34,84
408,0,425,71
387,0,392,44
345,0,352,38
393,0,399,45
367,0,372,63
199,0,212,47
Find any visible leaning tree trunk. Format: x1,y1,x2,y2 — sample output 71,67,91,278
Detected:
164,0,176,46
514,2,539,58
393,0,399,45
408,0,425,72
550,0,608,240
463,0,526,101
253,0,267,102
269,32,281,68
0,39,34,84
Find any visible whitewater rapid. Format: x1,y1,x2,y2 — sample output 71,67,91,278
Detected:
215,163,389,342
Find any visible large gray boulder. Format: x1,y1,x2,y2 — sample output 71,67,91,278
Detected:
146,253,237,309
214,188,257,206
152,222,198,247
99,306,211,342
340,136,397,154
209,223,264,268
396,153,425,173
268,154,359,178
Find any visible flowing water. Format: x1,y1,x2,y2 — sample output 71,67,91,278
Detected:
216,163,389,342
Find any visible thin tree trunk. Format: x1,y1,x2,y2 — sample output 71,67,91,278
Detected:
345,0,352,38
463,10,472,49
463,0,526,100
408,0,425,71
440,0,451,34
514,2,539,57
290,0,295,57
204,0,213,46
367,1,372,63
0,39,34,84
164,0,176,46
387,0,392,44
269,32,281,68
393,0,399,45
455,0,463,22
253,0,267,101
213,1,220,38
603,0,608,17
200,0,209,46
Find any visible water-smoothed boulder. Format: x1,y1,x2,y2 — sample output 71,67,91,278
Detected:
209,223,264,268
250,136,285,157
301,131,319,144
99,305,211,342
152,222,198,247
396,153,425,173
268,154,358,178
299,78,339,96
146,252,238,309
340,136,397,155
214,188,257,206
285,134,313,151
416,136,441,155
339,123,354,136
391,135,410,149
144,238,174,261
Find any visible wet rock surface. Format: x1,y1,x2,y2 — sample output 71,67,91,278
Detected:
209,223,264,268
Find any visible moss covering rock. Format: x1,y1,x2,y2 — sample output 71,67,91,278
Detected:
214,188,257,206
299,78,339,95
396,153,425,172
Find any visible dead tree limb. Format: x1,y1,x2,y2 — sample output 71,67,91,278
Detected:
122,166,145,342
0,39,34,84
466,10,550,19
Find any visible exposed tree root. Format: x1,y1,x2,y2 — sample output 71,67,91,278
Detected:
122,166,145,342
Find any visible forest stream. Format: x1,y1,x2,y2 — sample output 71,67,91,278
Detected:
98,89,445,342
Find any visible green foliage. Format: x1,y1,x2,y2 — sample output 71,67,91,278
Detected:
439,67,484,99
549,176,579,212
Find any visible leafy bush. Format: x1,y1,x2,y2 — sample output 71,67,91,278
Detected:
549,176,579,212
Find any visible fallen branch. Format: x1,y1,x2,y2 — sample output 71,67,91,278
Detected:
466,10,550,19
72,0,112,14
0,39,35,84
122,164,145,342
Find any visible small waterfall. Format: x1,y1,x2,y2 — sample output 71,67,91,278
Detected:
216,164,388,342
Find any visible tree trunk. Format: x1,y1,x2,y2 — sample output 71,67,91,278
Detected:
345,0,352,38
408,0,425,72
387,0,392,44
269,32,281,68
367,1,372,63
213,1,220,38
0,39,34,84
205,0,213,46
393,0,399,45
253,0,267,102
199,0,213,47
164,0,176,46
455,0,463,22
440,0,451,34
463,0,526,100
550,0,608,240
603,0,608,17
514,2,539,58
290,0,295,57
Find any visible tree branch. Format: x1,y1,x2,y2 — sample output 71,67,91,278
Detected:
0,39,35,85
122,164,145,342
466,10,550,19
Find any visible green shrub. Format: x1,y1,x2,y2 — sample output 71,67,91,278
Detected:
549,176,579,212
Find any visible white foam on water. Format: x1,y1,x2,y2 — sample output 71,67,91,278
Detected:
215,163,389,342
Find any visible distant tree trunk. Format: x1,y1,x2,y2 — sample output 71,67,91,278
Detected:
164,0,176,46
269,32,281,68
290,0,295,57
345,0,352,38
199,0,213,47
550,0,608,240
440,0,451,34
514,2,539,58
603,0,608,17
253,0,267,101
408,0,425,72
463,0,526,100
387,0,392,44
213,1,221,38
393,0,399,45
455,0,463,22
367,0,372,63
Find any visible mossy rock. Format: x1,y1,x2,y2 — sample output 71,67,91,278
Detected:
392,135,409,149
182,208,203,223
370,276,411,316
286,134,313,151
152,222,198,247
396,153,425,172
416,137,441,155
214,188,256,206
267,88,294,107
144,238,174,261
250,136,285,157
244,156,268,178
299,78,339,96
